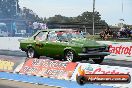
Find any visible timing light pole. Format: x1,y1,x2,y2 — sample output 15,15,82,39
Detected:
93,0,95,36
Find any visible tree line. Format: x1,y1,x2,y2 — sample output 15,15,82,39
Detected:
0,0,107,25
44,11,107,25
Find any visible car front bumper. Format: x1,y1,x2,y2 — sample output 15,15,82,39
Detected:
78,52,111,57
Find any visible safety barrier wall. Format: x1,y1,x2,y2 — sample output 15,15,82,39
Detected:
0,37,26,51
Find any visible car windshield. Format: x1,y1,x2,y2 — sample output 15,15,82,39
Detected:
57,31,84,42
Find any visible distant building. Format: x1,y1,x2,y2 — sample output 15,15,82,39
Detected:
47,22,107,34
0,19,29,36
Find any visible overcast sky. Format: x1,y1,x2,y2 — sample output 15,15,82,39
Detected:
19,0,132,25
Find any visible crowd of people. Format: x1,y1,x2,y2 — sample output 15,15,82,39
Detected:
99,26,132,40
99,28,114,40
118,27,132,38
26,22,48,36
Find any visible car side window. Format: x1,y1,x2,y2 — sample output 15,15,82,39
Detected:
57,33,68,42
48,32,57,41
35,32,48,41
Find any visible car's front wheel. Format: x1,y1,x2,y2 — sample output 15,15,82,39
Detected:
64,50,75,62
92,56,104,64
27,47,39,58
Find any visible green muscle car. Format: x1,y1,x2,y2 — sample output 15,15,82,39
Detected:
19,29,110,64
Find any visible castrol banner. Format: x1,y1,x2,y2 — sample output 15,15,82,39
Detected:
109,43,132,56
97,41,132,56
71,63,131,81
19,58,78,80
71,63,132,88
97,41,132,61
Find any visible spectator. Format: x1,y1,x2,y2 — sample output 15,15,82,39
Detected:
117,31,120,38
125,27,131,37
113,31,118,39
130,29,132,39
104,28,109,40
27,22,33,36
33,22,39,34
119,27,125,38
108,29,113,38
99,30,105,40
104,28,109,35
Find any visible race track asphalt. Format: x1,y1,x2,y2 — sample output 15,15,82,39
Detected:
0,79,58,88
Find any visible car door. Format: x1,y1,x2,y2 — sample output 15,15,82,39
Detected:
34,31,48,56
44,31,68,57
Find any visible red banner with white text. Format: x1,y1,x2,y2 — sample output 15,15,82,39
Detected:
20,59,78,80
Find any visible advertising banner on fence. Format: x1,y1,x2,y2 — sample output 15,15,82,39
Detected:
20,59,78,80
97,41,132,56
0,55,25,72
97,41,132,61
109,43,132,56
71,63,132,88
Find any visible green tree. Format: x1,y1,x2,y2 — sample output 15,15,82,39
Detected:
46,11,104,24
48,15,72,23
76,11,101,23
21,7,42,21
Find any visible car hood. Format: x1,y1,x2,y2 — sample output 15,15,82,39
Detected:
70,38,106,47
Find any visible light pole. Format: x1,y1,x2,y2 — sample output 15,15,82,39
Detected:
93,0,95,36
120,0,124,28
15,0,18,16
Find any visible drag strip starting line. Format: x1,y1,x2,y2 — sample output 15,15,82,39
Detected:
0,72,112,88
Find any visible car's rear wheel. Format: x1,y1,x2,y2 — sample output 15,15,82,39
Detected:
64,50,75,62
27,47,39,58
92,56,104,64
